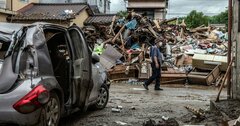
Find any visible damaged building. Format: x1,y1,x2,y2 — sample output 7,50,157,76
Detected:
127,0,168,20
8,3,94,27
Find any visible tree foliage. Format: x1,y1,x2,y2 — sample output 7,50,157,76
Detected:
183,10,228,29
117,10,128,18
209,10,228,28
184,10,209,28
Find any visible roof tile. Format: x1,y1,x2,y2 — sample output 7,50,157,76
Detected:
10,3,89,21
84,14,115,25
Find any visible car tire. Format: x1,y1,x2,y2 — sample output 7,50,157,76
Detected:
38,92,61,126
93,84,109,110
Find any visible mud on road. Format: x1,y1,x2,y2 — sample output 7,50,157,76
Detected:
60,83,227,126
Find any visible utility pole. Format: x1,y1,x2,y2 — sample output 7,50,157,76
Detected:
227,0,232,99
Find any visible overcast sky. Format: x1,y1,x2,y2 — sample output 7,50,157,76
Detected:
110,0,228,18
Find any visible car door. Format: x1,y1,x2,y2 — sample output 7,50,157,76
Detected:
68,26,92,109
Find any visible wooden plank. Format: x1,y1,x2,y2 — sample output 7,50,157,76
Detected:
189,72,209,76
161,79,186,84
216,59,233,102
148,25,158,38
215,73,224,86
109,15,116,35
153,20,160,29
112,25,125,43
161,73,187,78
207,65,221,85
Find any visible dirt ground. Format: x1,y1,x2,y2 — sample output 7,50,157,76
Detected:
60,83,228,126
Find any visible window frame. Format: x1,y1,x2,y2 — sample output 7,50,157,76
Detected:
99,0,102,7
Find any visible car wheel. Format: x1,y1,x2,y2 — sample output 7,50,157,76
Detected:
94,84,109,110
38,93,61,126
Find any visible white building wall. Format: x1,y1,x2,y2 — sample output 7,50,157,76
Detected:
98,0,104,13
36,0,110,13
0,0,5,8
87,0,97,5
40,0,66,3
128,1,166,8
95,0,110,13
154,9,165,20
128,0,167,19
71,0,86,2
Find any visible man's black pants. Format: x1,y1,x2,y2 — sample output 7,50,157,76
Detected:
144,62,161,89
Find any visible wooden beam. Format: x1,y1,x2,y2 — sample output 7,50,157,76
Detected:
216,59,233,102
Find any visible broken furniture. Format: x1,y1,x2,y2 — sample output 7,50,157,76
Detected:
136,62,152,79
161,67,187,84
108,65,138,81
192,54,227,71
188,65,221,85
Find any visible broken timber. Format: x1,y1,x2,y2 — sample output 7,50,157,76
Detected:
216,59,233,102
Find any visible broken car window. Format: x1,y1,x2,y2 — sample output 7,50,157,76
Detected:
0,41,10,73
69,29,84,59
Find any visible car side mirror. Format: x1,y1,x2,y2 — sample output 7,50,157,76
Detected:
92,53,100,64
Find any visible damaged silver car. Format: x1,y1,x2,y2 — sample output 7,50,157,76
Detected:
0,22,110,126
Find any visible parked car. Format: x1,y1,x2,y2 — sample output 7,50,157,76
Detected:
0,22,110,126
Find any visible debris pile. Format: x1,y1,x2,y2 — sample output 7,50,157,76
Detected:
185,105,205,120
143,117,179,126
83,11,228,85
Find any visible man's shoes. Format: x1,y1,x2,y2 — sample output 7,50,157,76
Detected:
143,84,149,90
155,88,163,91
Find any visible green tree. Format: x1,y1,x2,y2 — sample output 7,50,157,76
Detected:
117,10,128,18
184,10,209,28
209,10,228,28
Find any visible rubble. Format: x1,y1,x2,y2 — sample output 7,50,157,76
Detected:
115,121,128,125
83,11,228,85
185,105,206,119
143,117,179,126
112,108,121,113
112,105,123,113
233,116,240,126
130,106,136,110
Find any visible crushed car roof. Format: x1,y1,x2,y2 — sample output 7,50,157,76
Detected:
0,22,26,42
0,22,66,42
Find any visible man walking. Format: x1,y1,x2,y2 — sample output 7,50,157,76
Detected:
143,38,163,91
